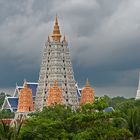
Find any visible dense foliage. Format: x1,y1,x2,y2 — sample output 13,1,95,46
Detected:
0,110,15,119
0,96,140,140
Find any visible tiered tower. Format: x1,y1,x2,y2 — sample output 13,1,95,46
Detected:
80,79,95,106
35,16,78,111
136,72,140,100
14,80,34,121
17,80,34,112
46,80,63,106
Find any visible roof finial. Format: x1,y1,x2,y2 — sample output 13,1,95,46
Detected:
63,34,67,42
53,80,58,87
55,14,58,25
23,79,28,88
138,72,140,90
48,35,50,42
86,78,90,87
51,15,61,42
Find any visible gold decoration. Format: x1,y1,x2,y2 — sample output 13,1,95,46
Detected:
80,79,95,106
51,15,62,42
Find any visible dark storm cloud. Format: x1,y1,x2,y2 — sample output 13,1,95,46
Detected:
0,0,140,97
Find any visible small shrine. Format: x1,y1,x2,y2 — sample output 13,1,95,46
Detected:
46,80,63,106
80,79,95,106
17,80,34,112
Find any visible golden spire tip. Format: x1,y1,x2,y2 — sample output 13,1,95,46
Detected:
55,14,58,25
23,79,28,87
53,80,58,86
48,35,50,42
51,15,61,42
86,78,90,87
63,34,66,42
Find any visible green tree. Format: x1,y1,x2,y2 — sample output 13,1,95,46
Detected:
0,110,14,119
124,108,140,139
0,119,23,140
20,105,133,140
114,100,140,139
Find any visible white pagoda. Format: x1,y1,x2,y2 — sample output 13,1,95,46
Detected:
35,16,79,111
136,72,140,100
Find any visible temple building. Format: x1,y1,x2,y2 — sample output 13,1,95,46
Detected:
1,80,81,112
136,72,140,100
80,80,95,106
17,80,34,112
35,16,78,111
1,16,94,115
1,82,38,112
46,80,63,106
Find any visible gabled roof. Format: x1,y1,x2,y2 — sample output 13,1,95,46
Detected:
103,107,114,112
1,96,11,110
2,82,38,112
2,82,83,113
17,87,23,91
27,83,38,97
76,83,82,101
76,89,81,101
16,82,38,97
1,96,18,112
7,97,18,109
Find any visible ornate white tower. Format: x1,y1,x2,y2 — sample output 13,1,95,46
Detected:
35,16,78,111
136,72,140,100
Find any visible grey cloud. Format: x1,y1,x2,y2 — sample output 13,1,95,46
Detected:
71,0,140,69
0,0,140,97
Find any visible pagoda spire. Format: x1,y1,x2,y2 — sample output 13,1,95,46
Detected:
53,80,57,86
136,72,140,100
17,80,34,112
138,72,140,90
23,79,28,87
46,80,63,106
51,15,62,42
86,78,90,87
63,34,66,42
35,16,78,111
80,80,95,106
48,35,50,42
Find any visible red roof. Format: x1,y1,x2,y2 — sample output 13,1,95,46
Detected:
1,119,13,124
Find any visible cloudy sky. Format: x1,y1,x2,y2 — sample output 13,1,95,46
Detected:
0,0,140,97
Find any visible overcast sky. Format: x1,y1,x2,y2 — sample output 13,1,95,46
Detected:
0,0,140,97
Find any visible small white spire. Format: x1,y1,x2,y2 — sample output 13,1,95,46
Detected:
138,72,140,90
23,79,28,87
135,72,140,100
